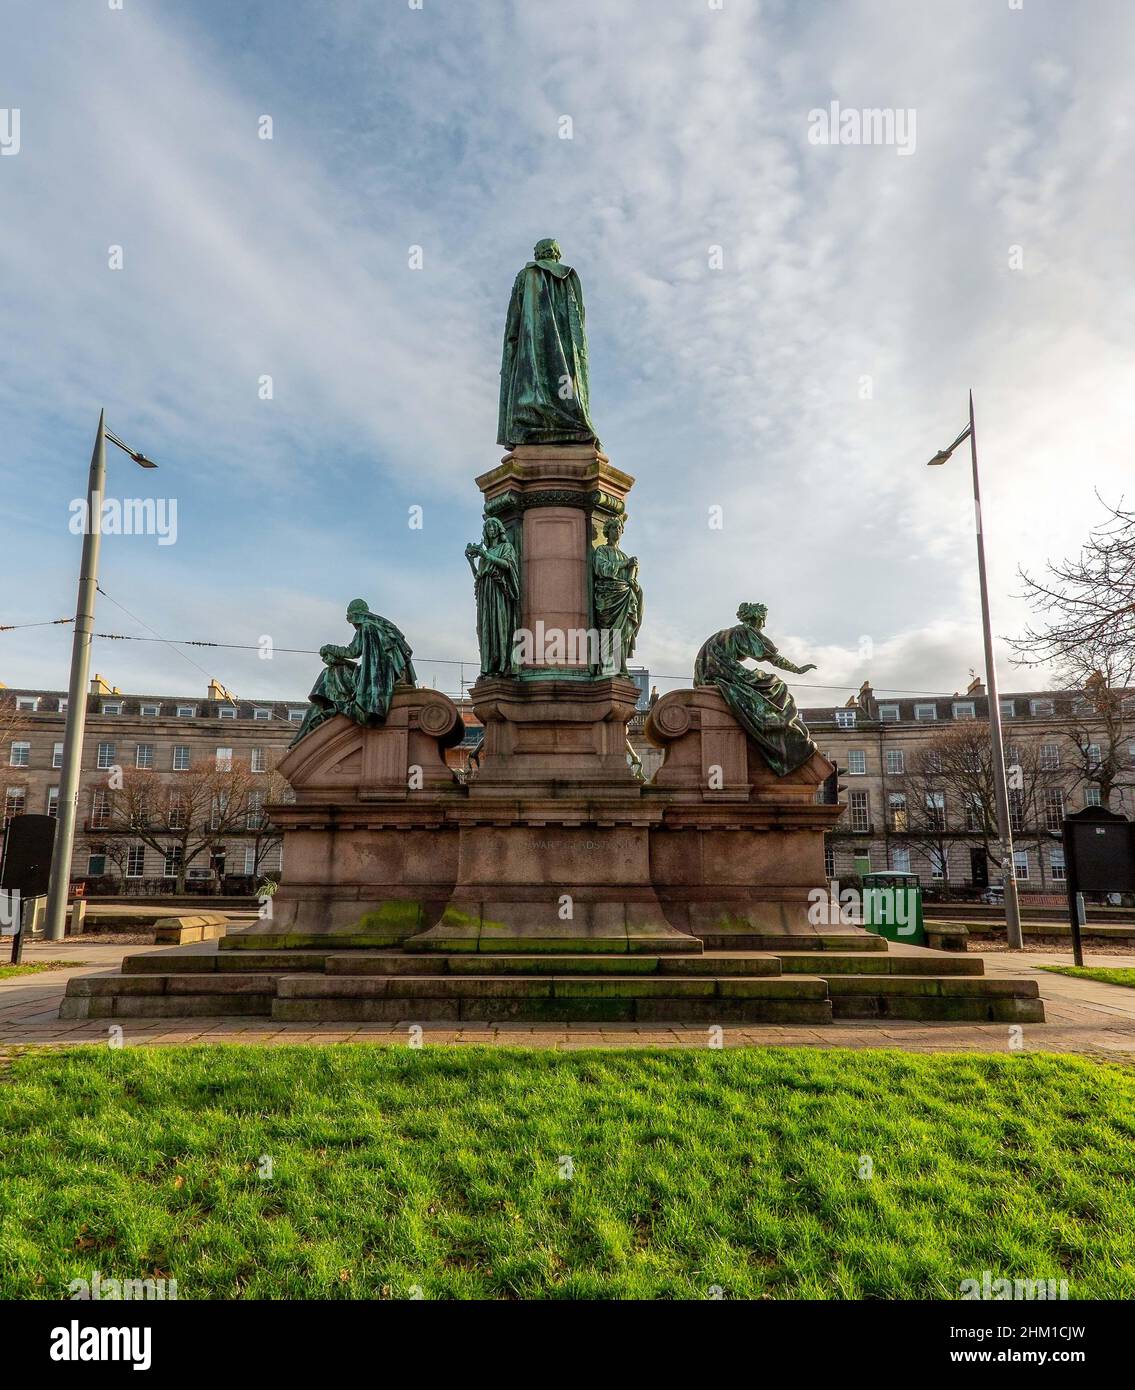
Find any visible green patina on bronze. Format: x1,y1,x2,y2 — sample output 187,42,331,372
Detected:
591,515,642,676
465,518,521,677
292,600,417,744
497,238,599,447
694,602,819,776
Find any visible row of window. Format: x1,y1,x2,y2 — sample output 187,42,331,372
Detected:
842,786,1086,834
824,844,1065,882
85,843,275,879
834,697,1072,729
9,742,269,772
13,695,304,721
3,786,272,829
836,742,1112,776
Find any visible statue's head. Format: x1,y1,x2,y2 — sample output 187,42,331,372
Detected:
483,517,506,544
346,598,370,624
737,601,767,628
534,237,561,262
603,516,624,543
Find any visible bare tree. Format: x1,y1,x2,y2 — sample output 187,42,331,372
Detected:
1058,666,1135,812
894,725,1059,893
1013,496,1135,677
98,756,264,893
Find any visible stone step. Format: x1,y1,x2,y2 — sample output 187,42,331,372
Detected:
697,931,889,953
59,973,274,1019
826,974,1043,1022
123,950,329,975
325,953,784,977
775,952,985,977
272,972,831,1024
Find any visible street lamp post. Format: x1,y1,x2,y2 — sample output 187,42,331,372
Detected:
44,410,157,942
928,391,1023,950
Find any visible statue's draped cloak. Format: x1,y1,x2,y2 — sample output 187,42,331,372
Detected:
294,612,417,743
475,536,521,675
694,623,818,777
497,258,598,447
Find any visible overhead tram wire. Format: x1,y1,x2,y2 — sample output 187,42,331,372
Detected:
1,608,969,699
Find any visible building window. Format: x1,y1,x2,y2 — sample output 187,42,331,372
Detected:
914,703,937,721
9,742,30,767
172,745,191,771
251,747,267,773
1013,849,1030,881
135,743,154,770
1000,699,1015,718
244,846,258,876
126,844,146,878
926,791,946,830
246,790,265,829
3,787,26,825
848,790,870,832
101,700,123,715
287,708,305,723
885,748,904,776
930,848,948,880
1008,789,1024,833
253,707,272,722
1044,787,1065,831
878,705,899,723
1086,743,1101,768
891,846,911,874
925,750,942,774
888,792,907,831
1050,848,1066,883
1084,786,1102,808
86,849,107,877
59,699,68,713
952,701,975,720
176,705,196,718
1004,744,1020,768
1040,744,1060,771
89,789,111,830
848,749,866,775
164,845,184,878
46,787,59,817
52,742,63,768
1030,699,1055,717
216,747,233,771
140,703,161,717
824,844,836,879
15,696,38,712
218,705,237,720
168,793,188,829
96,742,116,770
964,792,985,833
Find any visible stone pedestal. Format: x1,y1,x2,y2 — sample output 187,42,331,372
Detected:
644,687,865,946
261,689,466,945
476,443,633,675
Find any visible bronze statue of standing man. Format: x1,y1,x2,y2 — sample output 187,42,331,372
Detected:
497,238,599,447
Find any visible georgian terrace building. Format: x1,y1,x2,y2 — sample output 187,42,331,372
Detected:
804,677,1135,895
1,676,310,891
10,668,1114,898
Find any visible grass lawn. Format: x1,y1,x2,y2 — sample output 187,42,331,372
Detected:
1,1047,1133,1300
0,960,83,979
1039,965,1135,990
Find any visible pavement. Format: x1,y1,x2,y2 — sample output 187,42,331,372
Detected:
2,938,1135,1054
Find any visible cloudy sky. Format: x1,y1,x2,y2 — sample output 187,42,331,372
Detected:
2,0,1132,712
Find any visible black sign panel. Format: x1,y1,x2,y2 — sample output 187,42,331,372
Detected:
0,814,57,898
1065,811,1135,893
